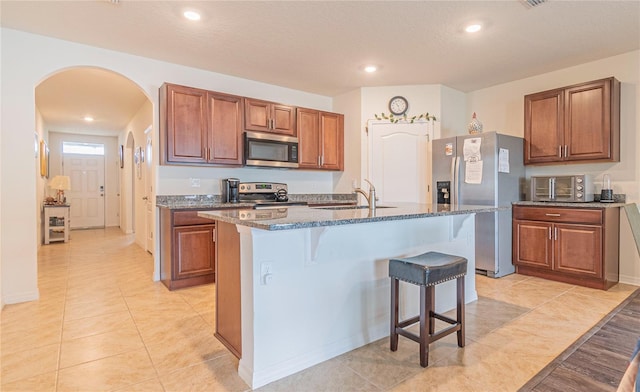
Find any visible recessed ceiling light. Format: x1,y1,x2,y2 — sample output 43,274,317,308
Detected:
465,24,482,33
184,11,201,21
364,65,377,73
84,116,94,122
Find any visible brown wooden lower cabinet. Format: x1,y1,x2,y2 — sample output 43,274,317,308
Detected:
513,205,619,290
215,220,242,358
159,208,216,290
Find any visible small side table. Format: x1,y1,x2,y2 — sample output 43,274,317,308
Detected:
43,205,70,244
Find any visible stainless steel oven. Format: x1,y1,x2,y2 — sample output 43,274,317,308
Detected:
244,131,299,168
530,175,593,202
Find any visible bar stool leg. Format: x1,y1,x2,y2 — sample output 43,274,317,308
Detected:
457,276,465,348
419,285,431,367
390,277,399,352
428,286,435,335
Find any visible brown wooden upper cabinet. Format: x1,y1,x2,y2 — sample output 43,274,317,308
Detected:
244,98,296,136
160,83,243,166
524,77,620,165
297,108,344,171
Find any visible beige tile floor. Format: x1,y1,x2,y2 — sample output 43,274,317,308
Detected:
1,227,637,391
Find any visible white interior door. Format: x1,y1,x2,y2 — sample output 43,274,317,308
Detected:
368,120,434,204
64,154,105,228
144,131,153,254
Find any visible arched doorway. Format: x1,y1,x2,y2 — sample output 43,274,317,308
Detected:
35,66,152,247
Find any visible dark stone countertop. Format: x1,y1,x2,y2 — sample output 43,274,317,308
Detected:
198,203,502,231
156,193,357,209
513,201,626,208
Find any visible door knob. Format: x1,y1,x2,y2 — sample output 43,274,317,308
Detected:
142,196,149,201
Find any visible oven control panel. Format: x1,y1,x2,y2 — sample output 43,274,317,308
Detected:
239,182,287,194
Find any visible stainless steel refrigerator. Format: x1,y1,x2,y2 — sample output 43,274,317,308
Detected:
432,132,525,277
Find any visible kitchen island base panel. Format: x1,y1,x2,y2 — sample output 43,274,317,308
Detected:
233,214,478,389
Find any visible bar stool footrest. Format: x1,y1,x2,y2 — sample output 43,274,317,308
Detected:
395,328,420,344
397,315,420,329
430,324,461,343
433,313,457,325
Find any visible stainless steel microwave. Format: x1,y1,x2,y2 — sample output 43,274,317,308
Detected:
244,131,299,169
530,175,594,202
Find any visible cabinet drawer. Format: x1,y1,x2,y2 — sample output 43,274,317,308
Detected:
173,210,215,226
514,206,602,225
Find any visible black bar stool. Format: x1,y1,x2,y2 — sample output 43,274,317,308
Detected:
389,251,467,367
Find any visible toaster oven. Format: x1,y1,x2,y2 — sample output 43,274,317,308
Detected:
530,175,594,202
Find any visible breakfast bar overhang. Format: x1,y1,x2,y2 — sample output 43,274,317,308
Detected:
200,204,499,389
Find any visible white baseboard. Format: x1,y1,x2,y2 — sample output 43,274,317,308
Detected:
619,274,640,287
2,289,40,305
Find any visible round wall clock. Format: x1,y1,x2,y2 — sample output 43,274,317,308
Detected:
388,96,409,115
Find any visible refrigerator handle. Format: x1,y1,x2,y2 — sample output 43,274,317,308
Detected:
450,156,456,205
453,156,461,205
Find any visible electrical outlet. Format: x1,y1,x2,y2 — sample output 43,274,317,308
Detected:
260,262,273,285
190,178,201,188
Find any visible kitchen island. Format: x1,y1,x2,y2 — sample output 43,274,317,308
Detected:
199,203,498,388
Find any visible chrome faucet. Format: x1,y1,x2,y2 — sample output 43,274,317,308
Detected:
354,179,378,211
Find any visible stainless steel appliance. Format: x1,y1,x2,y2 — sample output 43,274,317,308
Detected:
221,178,240,203
530,175,594,202
244,131,299,168
238,182,308,208
432,132,525,278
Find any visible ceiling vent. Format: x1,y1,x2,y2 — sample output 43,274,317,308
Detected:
521,0,546,8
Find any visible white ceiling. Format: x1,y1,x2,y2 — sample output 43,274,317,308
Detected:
2,0,639,136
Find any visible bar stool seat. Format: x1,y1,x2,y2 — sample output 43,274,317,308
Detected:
389,251,467,367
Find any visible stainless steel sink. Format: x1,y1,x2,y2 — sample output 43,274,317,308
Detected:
315,205,396,210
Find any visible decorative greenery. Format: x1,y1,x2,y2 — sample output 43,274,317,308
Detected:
374,112,437,124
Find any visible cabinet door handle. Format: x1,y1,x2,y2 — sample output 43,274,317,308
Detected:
548,227,552,240
545,213,561,217
564,145,568,157
554,227,558,241
558,145,562,158
207,148,210,161
212,229,216,242
317,156,321,166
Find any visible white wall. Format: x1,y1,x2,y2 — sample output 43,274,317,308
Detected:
121,100,153,248
467,51,640,201
3,27,638,304
35,109,47,247
467,50,640,285
439,85,467,138
341,84,466,193
0,45,2,307
332,88,361,193
358,85,443,186
0,27,337,304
